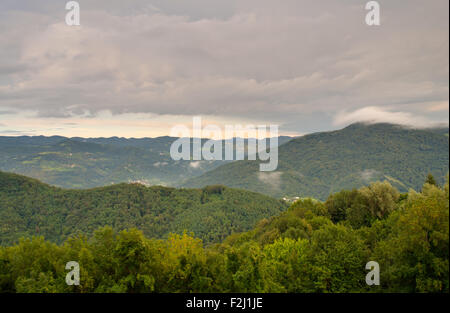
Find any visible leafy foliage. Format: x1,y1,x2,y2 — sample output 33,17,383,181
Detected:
1,176,447,293
0,171,286,245
184,123,449,200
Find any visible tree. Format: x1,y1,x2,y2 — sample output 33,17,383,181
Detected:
325,190,359,223
373,182,449,292
425,173,437,186
260,238,312,292
359,181,399,220
113,229,156,293
307,224,369,292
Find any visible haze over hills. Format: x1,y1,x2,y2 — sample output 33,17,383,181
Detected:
1,123,448,200
0,135,292,189
0,171,287,245
183,123,449,200
0,136,204,188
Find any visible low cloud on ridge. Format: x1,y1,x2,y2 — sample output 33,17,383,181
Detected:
333,106,449,129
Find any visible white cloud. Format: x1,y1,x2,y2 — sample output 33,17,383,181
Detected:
0,0,448,136
189,161,201,168
257,171,282,190
333,106,447,128
360,169,379,182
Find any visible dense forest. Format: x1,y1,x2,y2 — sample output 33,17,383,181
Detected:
184,123,449,199
2,123,447,201
0,136,223,188
0,135,291,188
0,171,286,245
0,174,447,293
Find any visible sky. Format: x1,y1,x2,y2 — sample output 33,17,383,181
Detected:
0,0,448,138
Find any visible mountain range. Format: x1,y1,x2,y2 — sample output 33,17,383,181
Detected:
0,135,291,189
0,123,448,200
183,123,449,199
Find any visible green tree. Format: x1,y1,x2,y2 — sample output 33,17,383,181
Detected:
425,173,437,186
373,183,449,292
358,181,399,220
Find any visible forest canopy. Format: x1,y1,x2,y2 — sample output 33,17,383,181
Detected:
0,174,448,293
0,171,286,245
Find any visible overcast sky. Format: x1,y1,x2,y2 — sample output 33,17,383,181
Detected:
0,0,448,137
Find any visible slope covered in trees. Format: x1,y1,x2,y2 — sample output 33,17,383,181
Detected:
0,136,221,189
0,135,292,189
183,123,449,200
0,177,447,293
0,171,287,245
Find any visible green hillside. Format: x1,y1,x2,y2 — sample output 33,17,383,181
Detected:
0,136,292,189
0,171,287,245
183,123,449,199
0,136,222,189
0,177,447,293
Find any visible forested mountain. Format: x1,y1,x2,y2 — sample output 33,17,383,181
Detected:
0,124,448,293
183,123,449,200
0,136,211,188
0,171,286,245
0,176,447,293
0,135,292,189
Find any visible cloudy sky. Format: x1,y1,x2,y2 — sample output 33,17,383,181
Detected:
0,0,448,137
